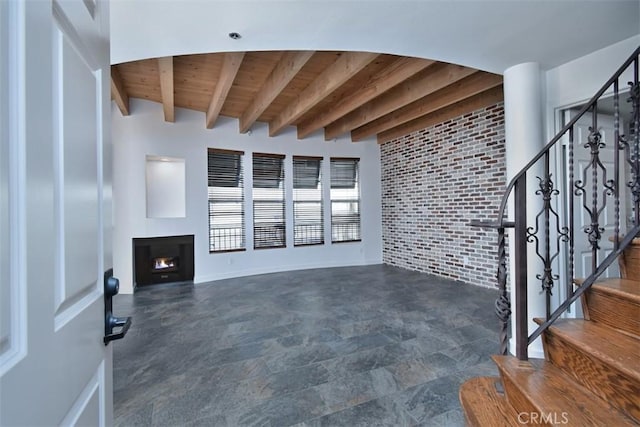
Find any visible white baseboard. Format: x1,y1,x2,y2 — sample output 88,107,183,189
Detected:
194,259,383,285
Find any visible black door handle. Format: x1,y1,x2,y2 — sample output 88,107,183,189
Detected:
104,312,132,344
104,269,132,345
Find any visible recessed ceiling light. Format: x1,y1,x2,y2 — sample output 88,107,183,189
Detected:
228,32,241,40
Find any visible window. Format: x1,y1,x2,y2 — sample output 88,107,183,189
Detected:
293,156,323,246
330,158,361,242
253,153,286,249
207,149,245,252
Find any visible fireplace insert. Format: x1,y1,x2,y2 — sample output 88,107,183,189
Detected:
133,235,194,287
152,256,179,272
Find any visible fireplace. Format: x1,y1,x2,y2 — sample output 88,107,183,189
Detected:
133,235,194,287
152,256,179,272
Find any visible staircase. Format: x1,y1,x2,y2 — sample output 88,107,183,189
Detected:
460,241,640,425
459,45,640,426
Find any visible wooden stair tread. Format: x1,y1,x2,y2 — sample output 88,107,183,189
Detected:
534,318,640,381
459,377,520,427
591,278,640,302
492,355,638,426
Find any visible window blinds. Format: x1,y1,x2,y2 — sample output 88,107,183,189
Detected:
293,156,323,246
253,153,286,249
207,149,245,252
330,158,361,242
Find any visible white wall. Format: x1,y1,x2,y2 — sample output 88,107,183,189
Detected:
112,99,383,294
545,35,640,139
145,157,186,218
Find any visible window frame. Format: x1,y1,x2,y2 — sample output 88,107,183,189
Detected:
330,157,361,243
293,156,324,247
207,148,246,253
252,152,287,250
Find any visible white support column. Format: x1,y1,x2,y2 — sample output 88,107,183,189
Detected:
503,62,546,358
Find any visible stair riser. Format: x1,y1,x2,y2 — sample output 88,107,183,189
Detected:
621,241,639,279
498,369,553,427
460,377,520,427
543,331,640,423
493,354,637,426
583,290,640,337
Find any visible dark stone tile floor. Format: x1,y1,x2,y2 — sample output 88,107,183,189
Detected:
113,265,499,426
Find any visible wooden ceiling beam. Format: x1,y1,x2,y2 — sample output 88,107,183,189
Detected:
158,56,175,122
268,51,379,137
110,65,130,116
352,72,503,141
296,57,435,139
324,63,477,140
206,51,246,129
377,85,504,144
239,51,315,133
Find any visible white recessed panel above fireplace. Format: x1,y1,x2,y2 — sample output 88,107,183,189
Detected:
145,156,186,218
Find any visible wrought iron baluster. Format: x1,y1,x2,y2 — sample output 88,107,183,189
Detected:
530,154,553,319
591,105,601,272
495,227,510,355
568,126,575,298
614,79,621,251
620,62,640,230
514,176,528,361
631,58,640,226
574,104,606,275
544,154,552,319
529,152,567,320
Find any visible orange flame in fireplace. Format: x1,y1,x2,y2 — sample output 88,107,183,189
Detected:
154,257,175,270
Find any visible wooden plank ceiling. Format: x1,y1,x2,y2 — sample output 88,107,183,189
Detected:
112,51,503,144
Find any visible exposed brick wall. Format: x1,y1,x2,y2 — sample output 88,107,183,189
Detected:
381,103,506,288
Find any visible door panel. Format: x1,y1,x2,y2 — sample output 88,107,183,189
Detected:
0,0,8,359
0,0,113,425
0,0,7,358
0,0,27,377
54,22,101,323
59,362,104,426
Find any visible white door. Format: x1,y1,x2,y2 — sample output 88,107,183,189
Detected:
568,111,625,280
1,0,114,425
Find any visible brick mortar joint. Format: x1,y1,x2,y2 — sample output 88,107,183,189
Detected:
381,102,505,289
